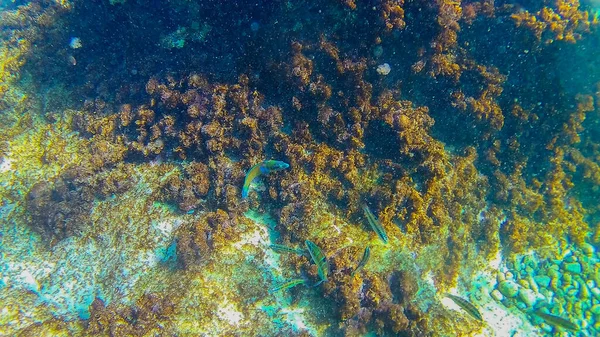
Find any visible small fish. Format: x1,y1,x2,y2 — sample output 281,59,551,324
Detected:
533,309,579,331
68,55,77,66
351,246,371,276
305,240,329,285
445,294,483,322
362,205,388,244
270,278,305,293
242,160,289,198
269,244,305,256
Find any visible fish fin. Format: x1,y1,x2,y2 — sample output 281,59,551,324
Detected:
312,279,325,287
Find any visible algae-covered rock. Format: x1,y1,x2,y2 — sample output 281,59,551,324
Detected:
498,280,520,298
518,288,537,307
534,275,551,288
563,262,582,274
490,289,504,302
591,287,600,300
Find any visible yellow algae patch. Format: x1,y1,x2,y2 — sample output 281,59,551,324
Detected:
0,111,91,212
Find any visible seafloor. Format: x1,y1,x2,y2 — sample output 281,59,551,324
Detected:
0,0,599,336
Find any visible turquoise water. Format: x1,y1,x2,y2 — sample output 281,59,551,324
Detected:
1,1,599,336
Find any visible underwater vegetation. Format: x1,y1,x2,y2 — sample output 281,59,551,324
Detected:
0,0,600,336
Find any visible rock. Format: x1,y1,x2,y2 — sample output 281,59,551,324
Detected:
539,323,553,333
523,254,538,269
525,266,534,275
565,255,577,263
534,275,551,288
498,280,520,298
550,276,561,291
563,273,572,286
547,267,559,279
566,287,579,297
591,287,600,300
579,282,590,300
563,262,582,274
513,256,523,272
519,288,537,307
560,249,572,260
528,275,539,293
540,288,554,300
574,300,584,318
496,271,506,283
491,289,504,302
518,279,530,289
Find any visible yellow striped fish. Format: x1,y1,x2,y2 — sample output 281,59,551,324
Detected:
351,246,371,276
270,279,305,293
305,240,329,285
534,309,579,331
362,205,388,244
445,294,483,322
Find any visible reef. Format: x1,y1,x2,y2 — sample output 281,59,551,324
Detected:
25,167,95,246
86,294,175,336
1,0,600,336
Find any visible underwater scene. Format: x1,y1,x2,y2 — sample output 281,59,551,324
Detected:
1,0,600,336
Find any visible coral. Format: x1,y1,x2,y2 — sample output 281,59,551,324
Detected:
176,219,213,270
288,41,314,89
381,0,406,31
511,0,592,44
25,166,94,246
186,161,211,197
